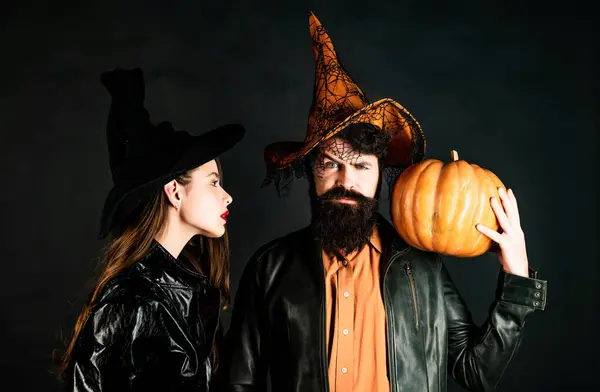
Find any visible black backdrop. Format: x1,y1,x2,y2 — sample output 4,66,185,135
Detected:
0,0,596,390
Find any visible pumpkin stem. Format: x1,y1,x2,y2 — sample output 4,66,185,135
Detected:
450,150,459,161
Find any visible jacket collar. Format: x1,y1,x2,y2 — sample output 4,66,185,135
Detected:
375,214,411,273
135,240,209,284
375,214,410,257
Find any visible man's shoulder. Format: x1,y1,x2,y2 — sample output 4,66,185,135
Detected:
375,215,442,266
250,225,313,262
236,226,314,287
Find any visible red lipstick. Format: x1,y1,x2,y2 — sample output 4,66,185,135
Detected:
220,210,229,221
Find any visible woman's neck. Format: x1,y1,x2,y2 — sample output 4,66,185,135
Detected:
154,216,195,259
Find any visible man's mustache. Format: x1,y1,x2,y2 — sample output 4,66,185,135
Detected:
319,187,371,203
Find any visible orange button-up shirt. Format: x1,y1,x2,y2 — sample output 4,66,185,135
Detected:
322,227,390,392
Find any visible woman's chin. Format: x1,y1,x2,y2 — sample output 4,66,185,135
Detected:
197,226,225,239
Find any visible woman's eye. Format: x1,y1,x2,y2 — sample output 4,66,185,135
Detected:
211,181,219,187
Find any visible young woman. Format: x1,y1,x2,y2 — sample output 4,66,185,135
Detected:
58,68,245,391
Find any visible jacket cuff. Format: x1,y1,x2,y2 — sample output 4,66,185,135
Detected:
498,267,547,311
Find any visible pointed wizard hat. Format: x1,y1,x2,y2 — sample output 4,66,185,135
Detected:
263,11,426,192
98,68,244,238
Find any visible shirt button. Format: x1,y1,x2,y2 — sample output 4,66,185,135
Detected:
533,301,540,307
341,367,348,374
343,291,350,298
343,329,349,335
534,292,541,298
535,282,542,289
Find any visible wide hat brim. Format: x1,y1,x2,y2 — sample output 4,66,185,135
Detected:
264,98,425,171
98,123,244,239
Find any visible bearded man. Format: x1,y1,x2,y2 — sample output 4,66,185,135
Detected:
218,12,546,392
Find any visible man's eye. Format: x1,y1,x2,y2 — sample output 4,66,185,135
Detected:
325,161,338,168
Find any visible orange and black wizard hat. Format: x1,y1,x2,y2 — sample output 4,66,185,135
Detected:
262,11,426,194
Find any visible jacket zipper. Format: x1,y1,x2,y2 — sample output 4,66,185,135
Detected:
383,253,403,392
404,263,420,329
382,251,417,392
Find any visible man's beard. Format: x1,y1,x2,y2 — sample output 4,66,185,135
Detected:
311,186,379,256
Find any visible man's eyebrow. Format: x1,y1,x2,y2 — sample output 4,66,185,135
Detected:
322,152,344,164
354,160,372,167
323,152,372,167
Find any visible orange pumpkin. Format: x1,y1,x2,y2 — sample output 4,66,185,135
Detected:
391,150,505,257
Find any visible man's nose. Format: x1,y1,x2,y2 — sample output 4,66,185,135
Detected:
335,167,355,190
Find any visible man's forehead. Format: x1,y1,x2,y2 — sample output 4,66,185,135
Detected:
317,137,376,163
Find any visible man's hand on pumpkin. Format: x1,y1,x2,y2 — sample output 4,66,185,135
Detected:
476,187,529,278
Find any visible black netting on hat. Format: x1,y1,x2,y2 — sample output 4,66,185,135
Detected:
262,120,425,199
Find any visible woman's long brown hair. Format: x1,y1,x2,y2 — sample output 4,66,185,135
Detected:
58,161,231,379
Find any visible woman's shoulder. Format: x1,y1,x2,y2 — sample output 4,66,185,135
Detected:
78,280,177,355
85,274,170,339
92,243,178,306
92,267,160,310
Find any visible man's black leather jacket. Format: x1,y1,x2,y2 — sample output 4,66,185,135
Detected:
219,216,547,391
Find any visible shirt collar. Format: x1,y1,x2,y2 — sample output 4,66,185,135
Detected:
368,226,382,254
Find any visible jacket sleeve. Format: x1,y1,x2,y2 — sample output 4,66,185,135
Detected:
443,262,547,391
69,299,209,392
218,253,269,392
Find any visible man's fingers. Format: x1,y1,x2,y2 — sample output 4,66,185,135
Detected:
476,223,503,244
498,187,518,227
508,188,521,225
491,196,512,234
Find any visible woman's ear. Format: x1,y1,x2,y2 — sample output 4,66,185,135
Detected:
163,180,181,209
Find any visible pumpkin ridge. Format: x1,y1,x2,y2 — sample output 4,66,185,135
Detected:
392,163,418,249
458,161,478,256
454,161,470,254
426,161,443,252
469,165,490,256
466,165,483,256
441,161,462,253
434,161,448,254
413,160,439,250
432,161,443,252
